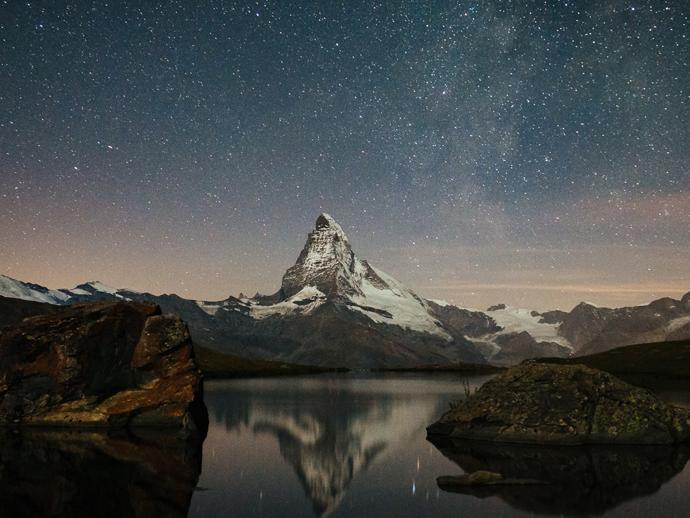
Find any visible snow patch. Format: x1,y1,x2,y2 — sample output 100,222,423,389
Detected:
250,286,326,320
67,288,91,296
196,301,221,316
83,281,118,295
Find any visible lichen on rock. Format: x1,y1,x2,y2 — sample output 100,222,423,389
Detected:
428,363,690,444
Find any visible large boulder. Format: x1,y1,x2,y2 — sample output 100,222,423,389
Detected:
0,301,208,437
428,363,690,444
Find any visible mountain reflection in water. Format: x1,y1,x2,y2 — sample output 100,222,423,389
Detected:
203,376,459,516
190,375,690,518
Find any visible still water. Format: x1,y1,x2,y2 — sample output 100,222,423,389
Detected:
189,374,690,518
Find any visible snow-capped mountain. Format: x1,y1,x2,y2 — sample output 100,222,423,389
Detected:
203,213,486,366
0,275,132,305
2,214,689,366
0,275,72,304
246,213,455,341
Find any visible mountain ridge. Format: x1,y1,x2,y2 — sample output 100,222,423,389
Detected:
2,214,689,365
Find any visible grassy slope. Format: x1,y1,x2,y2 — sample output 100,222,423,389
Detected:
194,345,347,378
537,339,690,379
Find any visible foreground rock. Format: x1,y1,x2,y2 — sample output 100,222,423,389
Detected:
428,363,690,444
0,301,208,437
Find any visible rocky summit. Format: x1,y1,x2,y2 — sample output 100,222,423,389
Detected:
0,300,208,437
280,213,364,299
428,363,690,444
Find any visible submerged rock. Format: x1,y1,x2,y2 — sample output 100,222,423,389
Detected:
437,470,547,489
428,363,690,444
436,476,547,493
0,301,208,437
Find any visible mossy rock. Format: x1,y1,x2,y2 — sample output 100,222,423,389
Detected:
428,363,690,444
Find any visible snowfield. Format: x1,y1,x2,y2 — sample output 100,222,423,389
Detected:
485,306,572,348
0,275,71,304
347,265,452,340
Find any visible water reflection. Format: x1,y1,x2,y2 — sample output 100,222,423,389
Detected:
205,377,459,516
429,436,690,516
192,376,690,518
0,430,203,518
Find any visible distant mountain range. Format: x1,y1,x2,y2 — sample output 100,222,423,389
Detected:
2,213,689,367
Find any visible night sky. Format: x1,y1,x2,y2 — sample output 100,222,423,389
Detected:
1,0,689,310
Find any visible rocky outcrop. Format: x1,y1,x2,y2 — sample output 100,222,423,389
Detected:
428,363,690,444
0,301,208,437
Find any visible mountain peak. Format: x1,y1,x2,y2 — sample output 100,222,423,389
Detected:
280,214,356,299
314,213,349,241
75,281,119,295
273,215,456,342
315,212,339,229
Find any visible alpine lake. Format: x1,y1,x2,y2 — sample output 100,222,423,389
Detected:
190,374,690,518
2,373,690,517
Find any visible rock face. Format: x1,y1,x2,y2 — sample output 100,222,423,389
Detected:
426,300,500,338
428,363,690,444
280,213,363,299
559,297,690,355
0,301,208,437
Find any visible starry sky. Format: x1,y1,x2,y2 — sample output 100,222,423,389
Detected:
1,0,689,310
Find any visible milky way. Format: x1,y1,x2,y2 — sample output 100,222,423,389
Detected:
1,1,688,309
